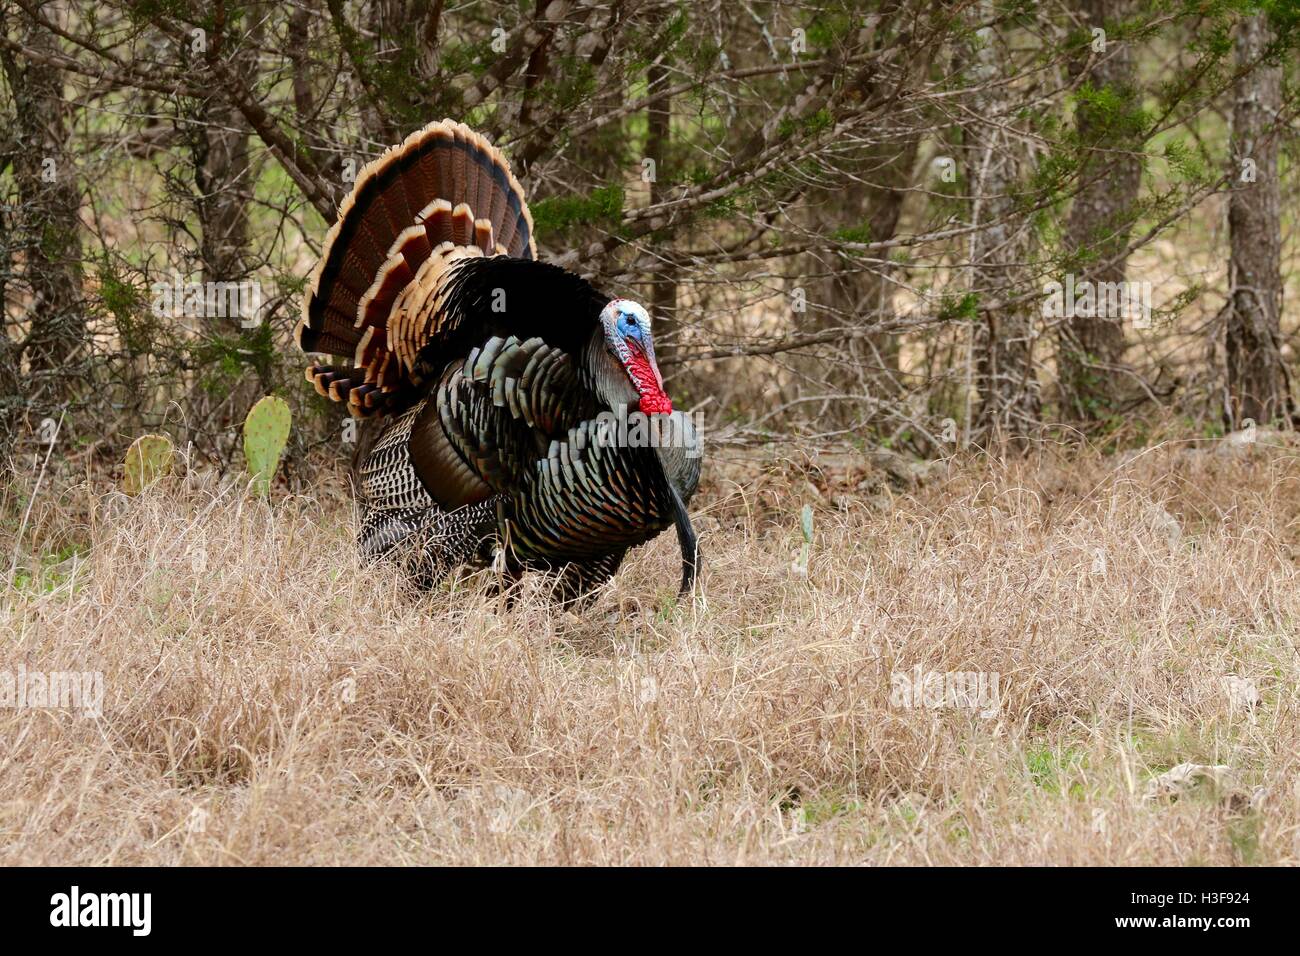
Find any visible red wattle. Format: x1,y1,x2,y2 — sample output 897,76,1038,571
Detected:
638,389,673,415
626,352,673,415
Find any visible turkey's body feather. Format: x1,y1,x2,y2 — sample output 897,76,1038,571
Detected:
297,119,700,599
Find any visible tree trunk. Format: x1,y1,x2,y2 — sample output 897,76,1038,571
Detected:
1058,0,1141,422
194,97,252,290
646,59,678,366
966,7,1040,442
0,5,84,410
840,136,919,396
178,7,267,460
1224,13,1291,428
0,189,21,455
795,135,919,433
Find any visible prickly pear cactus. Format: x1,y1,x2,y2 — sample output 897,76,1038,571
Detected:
243,396,291,494
122,434,175,495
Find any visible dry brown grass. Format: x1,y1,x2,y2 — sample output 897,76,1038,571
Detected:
4,436,1300,865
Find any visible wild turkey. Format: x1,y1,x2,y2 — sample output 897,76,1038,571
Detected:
296,119,700,600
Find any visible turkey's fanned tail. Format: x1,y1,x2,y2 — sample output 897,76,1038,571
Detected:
296,119,536,416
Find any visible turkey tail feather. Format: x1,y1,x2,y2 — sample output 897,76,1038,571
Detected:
296,119,536,415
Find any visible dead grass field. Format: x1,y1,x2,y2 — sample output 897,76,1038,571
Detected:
3,434,1300,865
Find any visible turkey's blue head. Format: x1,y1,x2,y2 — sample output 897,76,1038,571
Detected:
599,299,672,415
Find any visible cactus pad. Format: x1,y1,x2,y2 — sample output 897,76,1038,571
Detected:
123,434,175,495
244,396,291,493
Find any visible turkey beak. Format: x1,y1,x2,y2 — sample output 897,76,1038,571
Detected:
663,461,699,598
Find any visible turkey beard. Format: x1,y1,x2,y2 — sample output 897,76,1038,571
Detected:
662,459,698,598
